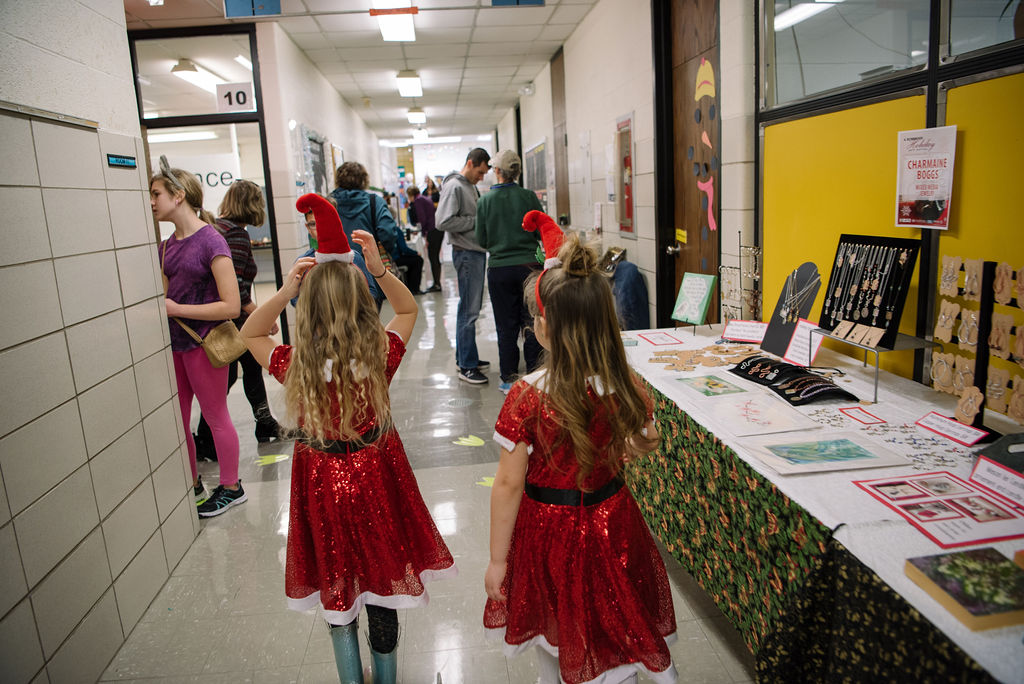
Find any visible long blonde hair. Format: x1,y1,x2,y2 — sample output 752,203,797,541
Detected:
526,234,658,488
284,261,391,445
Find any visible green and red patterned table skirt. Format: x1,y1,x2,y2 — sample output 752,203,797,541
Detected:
625,383,994,682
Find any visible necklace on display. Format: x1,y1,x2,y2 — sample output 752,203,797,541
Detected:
781,269,821,323
853,245,879,321
872,247,897,325
824,242,851,320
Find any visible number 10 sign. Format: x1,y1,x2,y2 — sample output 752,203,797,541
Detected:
216,82,255,113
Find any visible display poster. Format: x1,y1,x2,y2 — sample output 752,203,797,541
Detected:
638,331,682,346
722,319,768,343
855,471,1024,548
672,273,716,325
525,141,548,213
895,125,956,229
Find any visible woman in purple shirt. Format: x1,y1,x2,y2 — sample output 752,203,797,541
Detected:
153,157,245,518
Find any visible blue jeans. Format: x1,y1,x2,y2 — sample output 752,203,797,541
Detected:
452,249,486,370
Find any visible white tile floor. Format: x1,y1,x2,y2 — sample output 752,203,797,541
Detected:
101,271,756,683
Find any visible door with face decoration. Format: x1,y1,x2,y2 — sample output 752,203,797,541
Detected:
670,0,720,324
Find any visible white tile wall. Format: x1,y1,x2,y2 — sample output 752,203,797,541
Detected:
53,251,123,326
142,400,184,473
0,523,27,618
0,600,45,684
0,187,51,267
0,14,194,679
14,464,99,586
32,121,105,190
116,245,160,306
77,368,141,457
0,400,87,515
0,261,64,350
45,590,124,684
90,425,150,519
65,310,133,393
0,332,76,437
124,298,169,363
113,531,169,635
30,529,111,658
107,190,153,248
42,188,114,257
102,479,159,577
133,350,173,417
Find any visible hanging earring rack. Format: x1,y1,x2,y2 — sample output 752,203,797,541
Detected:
739,230,761,320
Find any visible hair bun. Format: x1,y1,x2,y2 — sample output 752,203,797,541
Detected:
558,233,598,277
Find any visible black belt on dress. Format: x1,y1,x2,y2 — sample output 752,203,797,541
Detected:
524,478,624,506
298,423,386,454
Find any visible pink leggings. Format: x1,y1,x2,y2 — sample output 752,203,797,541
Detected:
173,347,239,486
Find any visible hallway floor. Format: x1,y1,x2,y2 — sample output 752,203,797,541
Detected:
100,272,756,684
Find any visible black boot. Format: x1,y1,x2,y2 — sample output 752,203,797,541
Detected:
254,402,281,443
193,431,217,462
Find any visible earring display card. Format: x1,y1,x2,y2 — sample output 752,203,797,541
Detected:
761,261,821,358
818,234,920,349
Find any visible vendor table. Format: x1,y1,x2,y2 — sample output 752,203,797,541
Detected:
623,327,1023,683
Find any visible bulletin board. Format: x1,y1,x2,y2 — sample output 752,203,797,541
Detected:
762,96,926,378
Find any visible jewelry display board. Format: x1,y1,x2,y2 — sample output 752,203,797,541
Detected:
818,234,920,350
761,261,820,357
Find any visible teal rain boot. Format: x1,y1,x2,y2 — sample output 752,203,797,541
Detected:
329,622,364,684
370,646,398,684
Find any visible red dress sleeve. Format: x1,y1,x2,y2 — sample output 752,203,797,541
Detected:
492,382,538,453
269,345,292,384
384,331,407,383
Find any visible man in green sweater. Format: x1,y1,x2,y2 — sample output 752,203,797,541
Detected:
475,149,544,393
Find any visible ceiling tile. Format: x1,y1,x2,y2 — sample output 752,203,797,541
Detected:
315,13,379,32
304,48,339,63
472,25,543,43
475,6,554,26
414,9,478,29
550,4,594,24
289,32,331,50
276,15,320,32
462,65,517,77
403,43,468,59
415,0,482,8
538,23,574,41
337,45,405,61
468,42,534,57
415,28,473,45
325,31,385,48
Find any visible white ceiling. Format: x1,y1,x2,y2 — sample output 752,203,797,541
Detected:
124,0,598,143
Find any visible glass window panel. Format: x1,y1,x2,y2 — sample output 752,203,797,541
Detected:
950,0,1024,56
768,1,930,106
136,35,256,118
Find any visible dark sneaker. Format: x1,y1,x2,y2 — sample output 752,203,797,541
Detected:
197,482,247,518
458,367,488,384
193,476,208,505
476,360,491,372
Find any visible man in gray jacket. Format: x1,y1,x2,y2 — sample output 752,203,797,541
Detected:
437,147,491,384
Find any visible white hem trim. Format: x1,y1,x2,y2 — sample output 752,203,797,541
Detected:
484,628,678,684
492,430,533,455
288,564,458,625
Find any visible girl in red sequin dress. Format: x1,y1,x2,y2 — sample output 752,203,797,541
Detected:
484,220,677,684
242,194,456,684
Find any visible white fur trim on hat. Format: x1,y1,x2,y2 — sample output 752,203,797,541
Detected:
315,251,355,264
543,257,562,269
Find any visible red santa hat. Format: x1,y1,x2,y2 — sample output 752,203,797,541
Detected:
296,193,353,264
523,210,564,269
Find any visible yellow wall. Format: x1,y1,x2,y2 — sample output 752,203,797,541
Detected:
943,72,1024,410
763,96,926,376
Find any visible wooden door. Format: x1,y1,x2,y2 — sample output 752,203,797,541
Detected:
670,0,720,323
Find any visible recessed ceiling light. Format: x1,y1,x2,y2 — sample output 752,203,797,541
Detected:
396,70,423,97
371,1,417,42
407,107,426,124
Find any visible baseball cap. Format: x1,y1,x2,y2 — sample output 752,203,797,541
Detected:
490,149,521,173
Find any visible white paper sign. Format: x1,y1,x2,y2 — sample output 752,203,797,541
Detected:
722,319,768,343
970,456,1024,509
782,319,824,367
216,82,256,113
638,331,682,346
895,125,956,229
915,411,988,447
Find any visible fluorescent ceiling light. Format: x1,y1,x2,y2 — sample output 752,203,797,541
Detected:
171,58,225,94
371,1,417,42
477,135,492,141
407,107,426,124
774,1,845,32
396,70,422,97
148,130,218,143
234,54,252,71
412,128,429,142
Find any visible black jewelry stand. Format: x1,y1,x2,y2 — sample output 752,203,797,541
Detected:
761,261,820,358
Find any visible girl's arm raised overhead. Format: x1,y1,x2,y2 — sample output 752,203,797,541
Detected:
241,256,316,369
165,254,240,321
485,441,529,602
350,229,417,343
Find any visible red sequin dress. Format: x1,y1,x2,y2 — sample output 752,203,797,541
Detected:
484,370,678,684
270,332,456,625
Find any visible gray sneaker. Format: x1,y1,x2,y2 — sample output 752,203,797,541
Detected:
458,367,488,384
